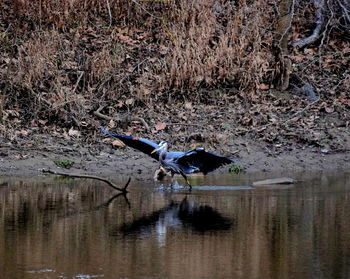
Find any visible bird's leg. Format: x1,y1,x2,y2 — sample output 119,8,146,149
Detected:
180,172,192,190
170,172,175,188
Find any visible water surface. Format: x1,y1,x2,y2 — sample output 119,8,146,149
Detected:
1,170,350,279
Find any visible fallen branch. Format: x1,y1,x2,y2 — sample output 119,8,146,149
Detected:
42,169,131,193
167,122,203,127
287,95,320,120
93,105,112,121
93,106,150,131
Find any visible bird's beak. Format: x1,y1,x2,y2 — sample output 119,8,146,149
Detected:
151,147,161,154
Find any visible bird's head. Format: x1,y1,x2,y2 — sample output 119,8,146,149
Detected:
151,141,168,154
158,141,168,147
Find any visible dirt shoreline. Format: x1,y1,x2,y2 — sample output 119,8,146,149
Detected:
1,133,349,180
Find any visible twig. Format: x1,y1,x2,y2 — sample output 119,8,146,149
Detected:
130,0,162,19
105,0,113,27
318,3,334,64
42,169,131,193
72,71,84,94
137,117,150,130
119,58,149,85
287,95,320,120
337,0,350,24
166,122,203,127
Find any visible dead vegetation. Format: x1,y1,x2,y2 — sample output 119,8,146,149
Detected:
0,0,349,149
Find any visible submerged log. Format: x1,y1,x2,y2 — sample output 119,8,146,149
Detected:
252,177,296,186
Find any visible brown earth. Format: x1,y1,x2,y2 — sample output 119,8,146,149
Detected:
1,101,349,180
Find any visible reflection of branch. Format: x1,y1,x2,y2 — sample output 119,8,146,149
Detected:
43,191,131,230
42,169,131,193
95,192,130,210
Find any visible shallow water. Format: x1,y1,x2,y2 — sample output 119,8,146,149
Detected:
1,170,350,279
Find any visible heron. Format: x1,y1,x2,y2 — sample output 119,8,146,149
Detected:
100,127,233,189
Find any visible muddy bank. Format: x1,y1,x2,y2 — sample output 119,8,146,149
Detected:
1,133,349,180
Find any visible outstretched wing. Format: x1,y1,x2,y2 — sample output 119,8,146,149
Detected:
176,148,233,174
100,127,160,160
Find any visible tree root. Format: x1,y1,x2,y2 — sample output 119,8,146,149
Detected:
42,169,131,193
293,0,326,48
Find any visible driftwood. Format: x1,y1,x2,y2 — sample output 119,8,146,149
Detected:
42,169,130,193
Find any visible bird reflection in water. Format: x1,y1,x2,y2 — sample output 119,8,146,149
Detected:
119,197,232,244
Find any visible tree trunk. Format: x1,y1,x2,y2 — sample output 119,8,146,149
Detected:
273,0,294,91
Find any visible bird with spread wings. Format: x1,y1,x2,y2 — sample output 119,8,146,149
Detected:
100,127,233,188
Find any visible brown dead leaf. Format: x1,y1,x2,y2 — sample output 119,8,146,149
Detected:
117,33,135,45
125,98,134,105
293,55,304,62
142,88,151,95
325,107,334,113
115,101,124,108
159,46,168,55
184,102,193,110
155,122,167,131
257,83,270,90
18,130,29,136
109,119,116,128
112,139,125,147
68,127,81,137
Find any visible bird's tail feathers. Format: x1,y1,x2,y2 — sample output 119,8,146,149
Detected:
99,127,119,137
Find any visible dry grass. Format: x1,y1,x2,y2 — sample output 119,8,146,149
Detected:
0,0,348,128
164,1,273,90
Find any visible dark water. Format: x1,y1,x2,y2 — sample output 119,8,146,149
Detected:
1,170,350,279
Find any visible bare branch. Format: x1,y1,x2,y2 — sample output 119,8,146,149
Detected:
337,0,350,24
42,169,131,193
93,106,150,131
105,0,113,27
